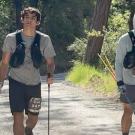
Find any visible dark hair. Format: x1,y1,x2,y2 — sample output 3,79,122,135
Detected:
21,7,41,21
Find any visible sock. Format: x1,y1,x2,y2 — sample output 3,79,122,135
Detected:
123,133,129,135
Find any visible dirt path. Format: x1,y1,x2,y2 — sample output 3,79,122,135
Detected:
0,73,135,135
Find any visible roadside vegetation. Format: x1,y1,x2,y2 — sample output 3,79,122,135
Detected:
66,62,117,96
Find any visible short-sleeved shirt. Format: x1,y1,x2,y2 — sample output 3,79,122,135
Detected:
2,30,56,85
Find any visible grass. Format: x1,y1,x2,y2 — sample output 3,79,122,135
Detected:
66,62,117,95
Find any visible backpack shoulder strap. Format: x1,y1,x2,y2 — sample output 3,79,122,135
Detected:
32,32,41,46
16,31,23,46
128,31,135,46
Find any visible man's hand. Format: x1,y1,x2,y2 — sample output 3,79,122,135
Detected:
118,85,126,94
117,81,126,94
0,81,3,94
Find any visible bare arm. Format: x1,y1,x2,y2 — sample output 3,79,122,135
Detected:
46,57,55,75
0,52,11,82
46,57,55,84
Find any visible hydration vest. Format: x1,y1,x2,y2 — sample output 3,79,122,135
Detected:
9,31,43,69
123,31,135,69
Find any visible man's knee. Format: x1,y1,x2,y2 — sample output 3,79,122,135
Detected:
28,113,38,122
26,113,38,129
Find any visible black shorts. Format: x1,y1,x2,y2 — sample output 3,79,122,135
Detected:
120,84,135,103
9,77,41,115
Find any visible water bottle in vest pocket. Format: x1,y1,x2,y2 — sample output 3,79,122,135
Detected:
9,43,25,68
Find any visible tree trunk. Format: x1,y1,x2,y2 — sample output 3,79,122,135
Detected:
30,0,38,7
128,1,135,30
84,0,112,65
129,11,134,30
40,0,46,32
13,0,22,29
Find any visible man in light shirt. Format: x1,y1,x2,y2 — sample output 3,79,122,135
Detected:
115,15,135,135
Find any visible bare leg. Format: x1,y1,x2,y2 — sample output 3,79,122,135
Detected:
121,103,133,134
13,112,24,135
26,113,38,129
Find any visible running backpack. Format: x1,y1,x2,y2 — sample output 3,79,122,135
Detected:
123,31,135,69
9,31,43,68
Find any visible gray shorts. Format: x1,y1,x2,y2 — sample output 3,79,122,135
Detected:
120,84,135,103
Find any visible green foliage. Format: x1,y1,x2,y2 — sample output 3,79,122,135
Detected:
66,62,117,95
95,73,117,94
66,62,100,86
0,0,13,48
42,0,94,71
88,29,104,37
44,0,93,45
111,0,129,13
67,37,87,62
101,11,129,66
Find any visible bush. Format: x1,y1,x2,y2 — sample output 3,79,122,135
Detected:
101,11,129,65
67,37,87,62
66,62,117,95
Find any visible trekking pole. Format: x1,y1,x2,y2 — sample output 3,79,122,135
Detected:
98,53,116,80
48,84,50,135
104,54,116,76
